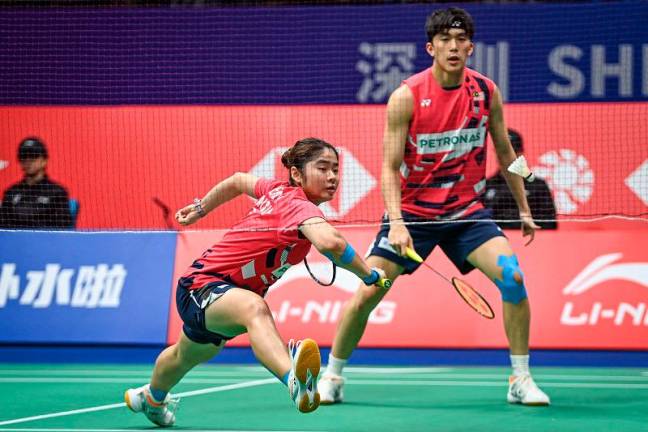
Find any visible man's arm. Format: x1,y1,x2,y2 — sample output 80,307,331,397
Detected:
382,84,414,255
175,172,258,225
488,87,539,244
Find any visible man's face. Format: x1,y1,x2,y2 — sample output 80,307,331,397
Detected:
426,28,473,73
19,156,47,177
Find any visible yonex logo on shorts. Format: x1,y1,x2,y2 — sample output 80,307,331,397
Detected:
0,263,127,308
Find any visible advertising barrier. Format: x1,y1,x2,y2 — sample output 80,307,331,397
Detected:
168,228,648,350
0,231,177,344
1,103,646,229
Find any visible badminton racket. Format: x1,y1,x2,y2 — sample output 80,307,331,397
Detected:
405,247,495,319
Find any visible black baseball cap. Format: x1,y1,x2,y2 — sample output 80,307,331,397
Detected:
508,128,523,154
18,137,48,160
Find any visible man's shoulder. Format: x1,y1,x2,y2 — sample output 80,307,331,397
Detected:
403,67,431,88
42,177,69,195
2,181,24,196
465,67,496,85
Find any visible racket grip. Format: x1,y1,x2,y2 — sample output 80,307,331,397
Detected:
405,247,423,263
377,278,392,289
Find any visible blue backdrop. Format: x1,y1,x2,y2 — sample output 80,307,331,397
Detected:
0,2,646,104
0,231,177,344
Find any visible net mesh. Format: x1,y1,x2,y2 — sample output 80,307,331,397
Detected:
0,2,646,231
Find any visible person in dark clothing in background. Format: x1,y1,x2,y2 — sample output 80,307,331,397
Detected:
0,137,72,229
484,129,557,230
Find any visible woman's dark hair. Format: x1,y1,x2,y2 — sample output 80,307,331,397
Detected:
425,7,475,42
281,137,338,186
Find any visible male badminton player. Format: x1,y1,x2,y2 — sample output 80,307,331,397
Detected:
319,7,549,406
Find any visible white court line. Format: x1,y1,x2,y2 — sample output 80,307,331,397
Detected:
346,379,648,389
3,374,647,384
2,369,645,381
0,378,259,384
0,429,321,432
363,373,648,381
0,378,275,427
0,370,270,376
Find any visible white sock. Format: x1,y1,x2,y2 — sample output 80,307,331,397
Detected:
325,354,348,377
510,354,530,377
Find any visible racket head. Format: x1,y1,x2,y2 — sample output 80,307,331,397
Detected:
451,277,495,319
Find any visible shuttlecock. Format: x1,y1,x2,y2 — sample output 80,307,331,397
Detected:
507,155,535,182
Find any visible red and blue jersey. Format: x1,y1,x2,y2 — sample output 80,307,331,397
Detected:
401,67,496,219
181,178,324,297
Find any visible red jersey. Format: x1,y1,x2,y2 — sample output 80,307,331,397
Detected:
181,178,324,297
401,67,496,219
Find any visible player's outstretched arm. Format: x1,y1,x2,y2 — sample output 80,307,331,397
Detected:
175,172,259,226
300,217,389,288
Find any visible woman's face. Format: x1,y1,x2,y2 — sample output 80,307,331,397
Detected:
292,147,339,205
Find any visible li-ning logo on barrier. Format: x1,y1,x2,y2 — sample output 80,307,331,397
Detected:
560,253,648,326
0,263,127,309
266,262,396,325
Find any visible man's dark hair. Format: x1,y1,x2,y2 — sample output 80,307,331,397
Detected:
425,7,475,42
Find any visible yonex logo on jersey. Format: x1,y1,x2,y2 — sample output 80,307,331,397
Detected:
421,99,431,107
0,263,127,308
416,128,484,154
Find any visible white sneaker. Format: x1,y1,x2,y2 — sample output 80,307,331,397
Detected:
287,338,321,413
125,384,179,427
507,374,550,406
319,373,345,404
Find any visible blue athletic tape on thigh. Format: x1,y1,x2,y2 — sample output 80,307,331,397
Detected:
494,254,527,304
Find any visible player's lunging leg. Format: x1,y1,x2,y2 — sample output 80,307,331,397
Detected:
125,333,219,427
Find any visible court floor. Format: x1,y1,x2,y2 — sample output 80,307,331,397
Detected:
1,363,647,432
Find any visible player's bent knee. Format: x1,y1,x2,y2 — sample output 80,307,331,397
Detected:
244,297,273,321
494,254,527,304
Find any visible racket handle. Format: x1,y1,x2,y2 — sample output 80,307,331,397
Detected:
377,278,393,289
405,247,423,263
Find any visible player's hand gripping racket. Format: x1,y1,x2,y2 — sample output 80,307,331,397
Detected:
405,247,495,319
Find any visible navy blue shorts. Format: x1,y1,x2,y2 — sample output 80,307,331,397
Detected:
368,209,505,275
175,277,238,346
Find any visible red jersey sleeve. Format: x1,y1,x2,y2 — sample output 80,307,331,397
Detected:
254,177,282,199
278,196,324,242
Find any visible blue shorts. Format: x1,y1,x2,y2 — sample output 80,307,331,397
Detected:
368,209,505,275
175,276,237,346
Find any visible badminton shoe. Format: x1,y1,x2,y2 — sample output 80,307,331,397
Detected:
125,384,179,427
288,338,321,413
318,373,345,404
507,374,550,406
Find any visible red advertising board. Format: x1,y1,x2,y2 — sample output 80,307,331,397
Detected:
168,228,648,350
1,103,646,229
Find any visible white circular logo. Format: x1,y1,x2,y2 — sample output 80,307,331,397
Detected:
533,149,594,214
